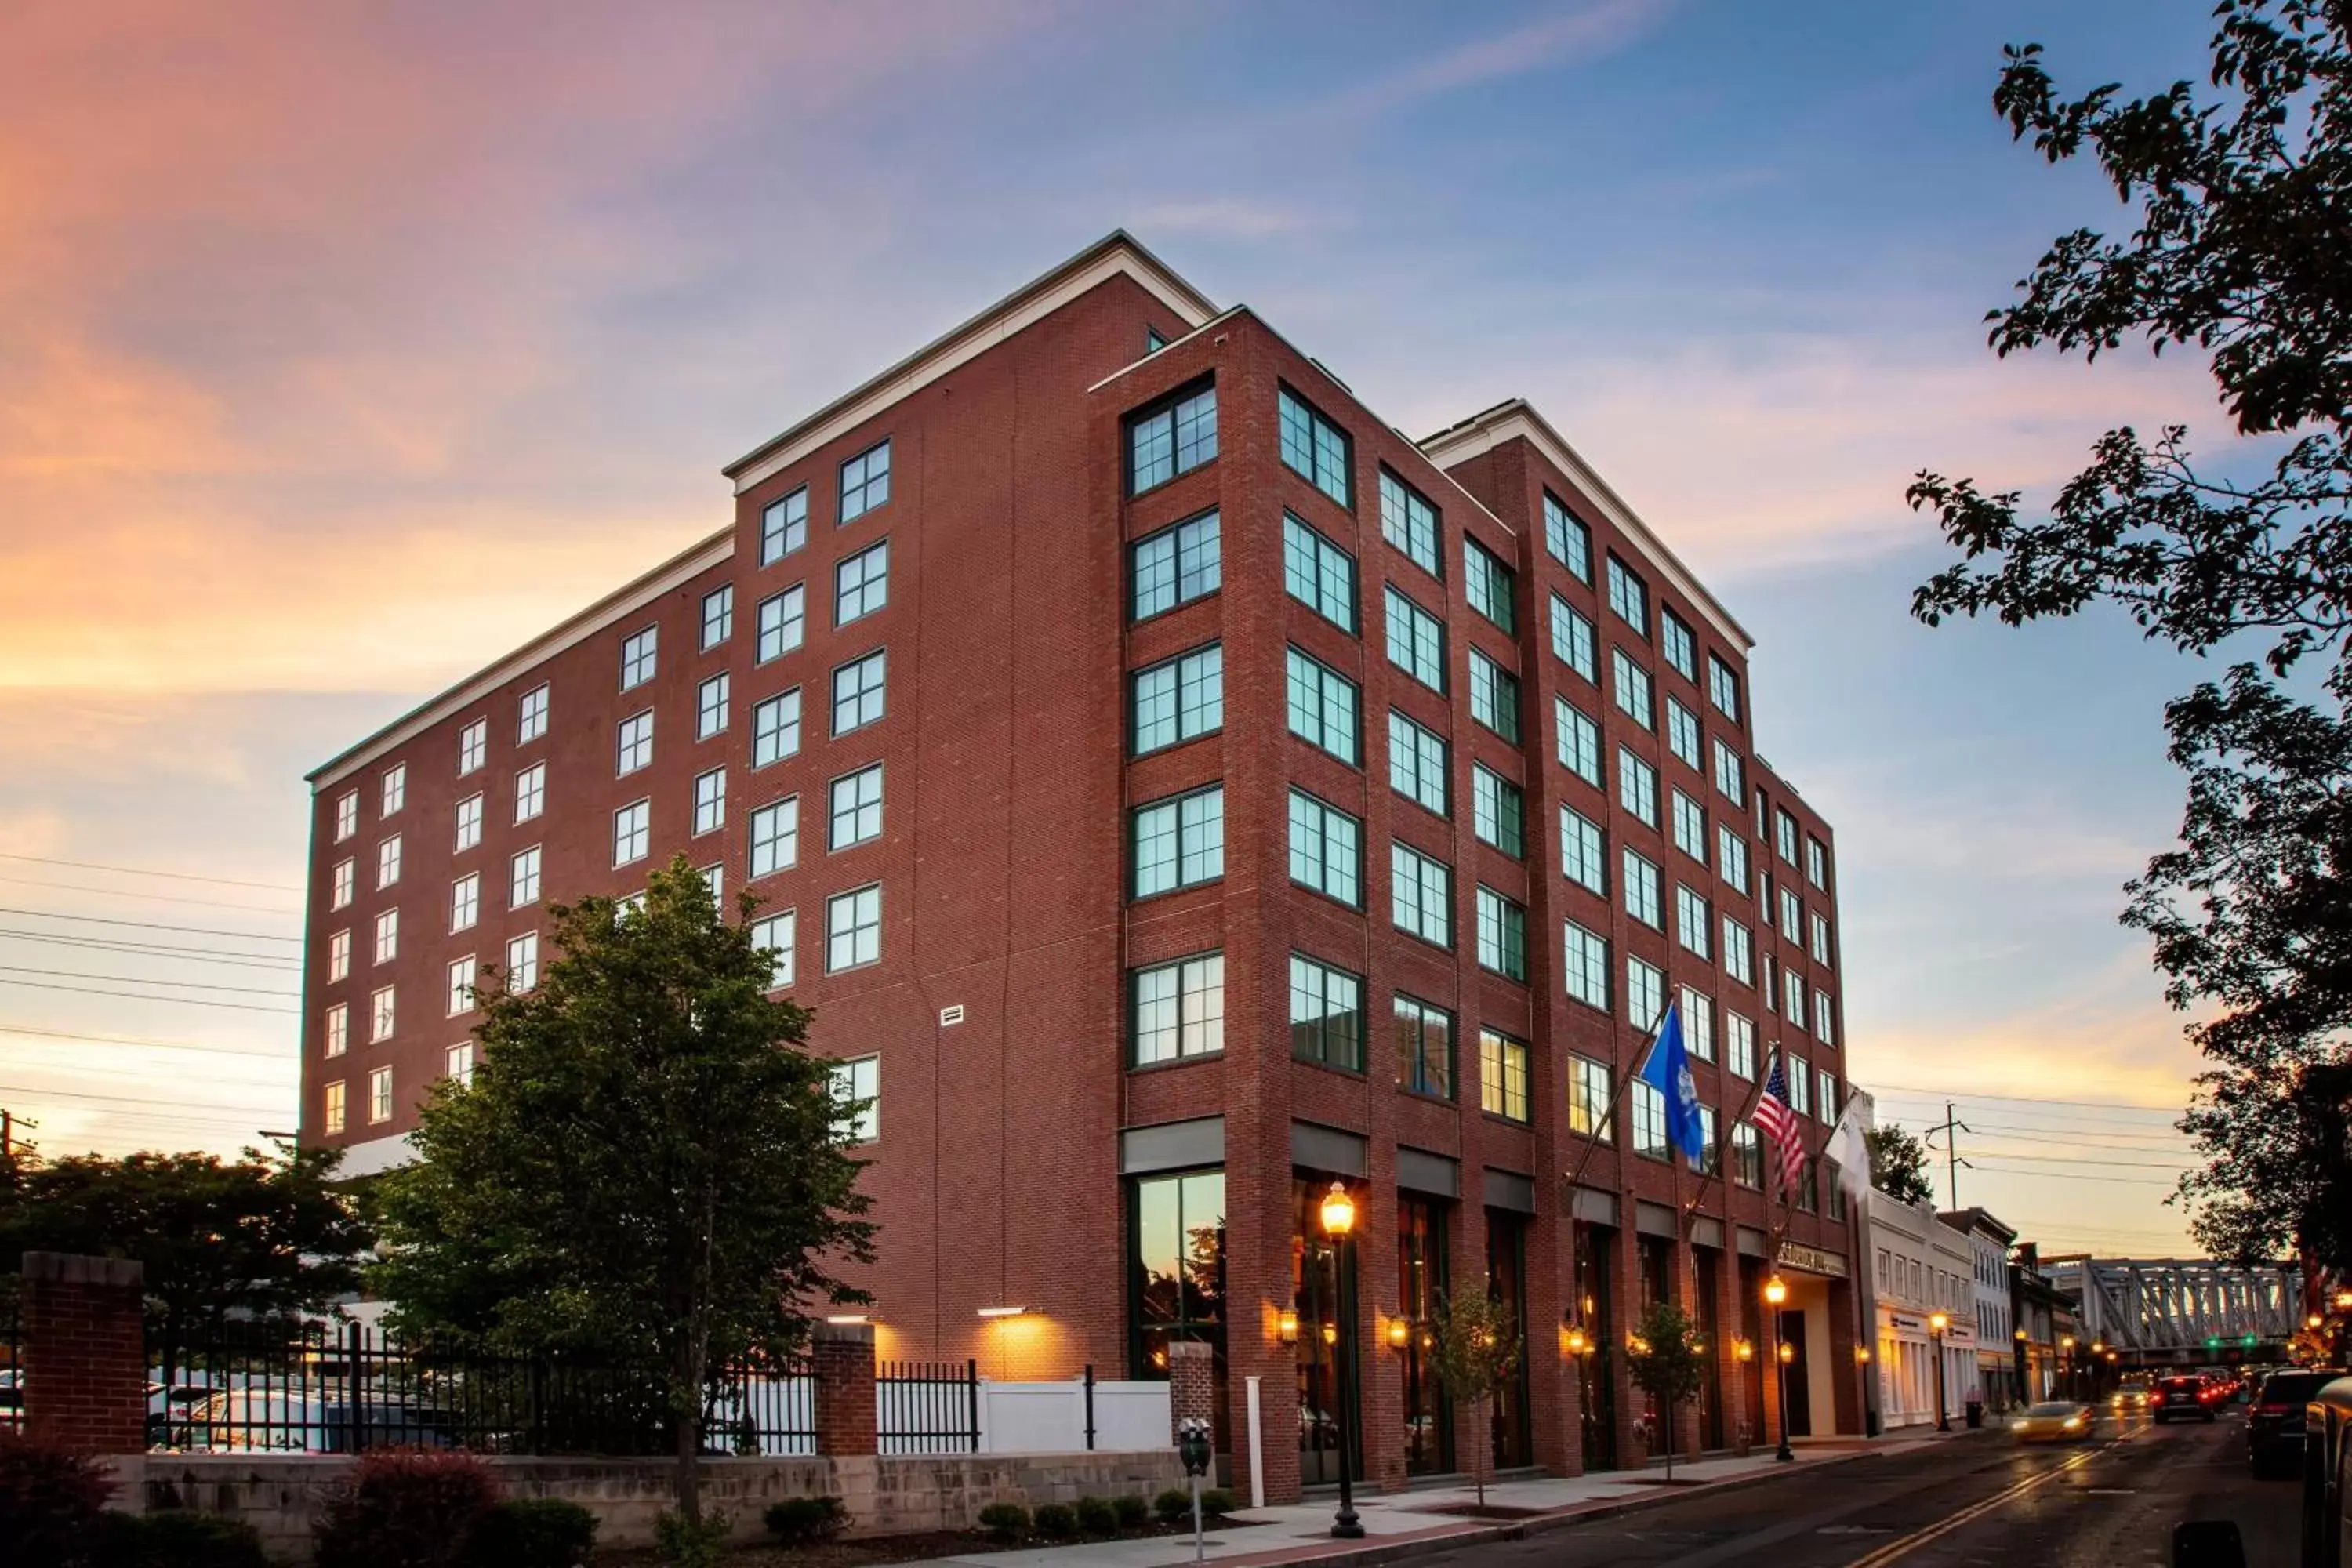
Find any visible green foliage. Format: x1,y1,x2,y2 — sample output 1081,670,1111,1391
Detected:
1866,1125,1936,1207
1197,1489,1235,1518
1625,1301,1708,1480
978,1503,1029,1541
0,1434,113,1566
1152,1489,1191,1523
1907,0,2352,1272
313,1449,499,1568
371,858,877,1519
1112,1494,1149,1529
1074,1497,1116,1535
1032,1504,1078,1538
87,1509,270,1568
1427,1290,1523,1506
652,1508,733,1568
762,1495,846,1544
463,1499,599,1568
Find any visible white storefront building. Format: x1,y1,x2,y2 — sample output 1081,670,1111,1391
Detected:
1941,1207,2020,1412
1867,1189,1981,1428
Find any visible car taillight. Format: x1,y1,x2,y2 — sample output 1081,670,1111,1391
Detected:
2258,1403,2291,1414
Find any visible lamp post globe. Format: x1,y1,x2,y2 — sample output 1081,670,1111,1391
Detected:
1765,1278,1794,1463
1318,1181,1363,1541
1928,1313,1950,1432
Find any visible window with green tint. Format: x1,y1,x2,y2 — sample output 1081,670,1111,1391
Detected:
1564,920,1609,1011
1480,1029,1529,1122
1548,595,1596,682
1396,993,1453,1098
1287,789,1363,908
1676,884,1712,959
1128,383,1218,494
1709,652,1743,723
1132,512,1221,620
1622,848,1661,929
1560,805,1606,894
1544,492,1592,582
1716,825,1750,893
1555,698,1601,786
1666,696,1701,768
1289,953,1363,1069
1130,1168,1226,1381
1464,537,1516,634
1283,514,1358,633
1661,608,1697,681
1385,586,1446,691
1131,952,1225,1065
1617,746,1659,826
1475,887,1526,981
1611,648,1653,730
1133,644,1223,756
1671,789,1707,862
1285,647,1360,764
1471,765,1524,858
1632,1080,1667,1159
1627,955,1665,1032
1279,387,1352,508
1712,738,1745,803
1388,710,1448,815
1133,786,1223,896
1468,650,1519,742
1380,469,1440,576
1391,841,1452,947
1606,555,1650,636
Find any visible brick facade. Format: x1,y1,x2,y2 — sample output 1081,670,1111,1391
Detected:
22,1251,147,1455
811,1322,878,1458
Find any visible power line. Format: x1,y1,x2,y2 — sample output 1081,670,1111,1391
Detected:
0,928,302,970
1963,1149,2192,1171
0,978,297,1014
0,964,298,997
0,1022,295,1060
1969,1162,2179,1187
0,907,302,944
0,1082,291,1114
0,873,299,916
0,851,298,893
1869,1084,2181,1117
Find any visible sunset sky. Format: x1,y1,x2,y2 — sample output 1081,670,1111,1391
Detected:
0,0,2232,1254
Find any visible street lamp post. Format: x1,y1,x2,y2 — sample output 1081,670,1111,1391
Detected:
1764,1275,1792,1462
2059,1335,2074,1402
1929,1312,1951,1432
1318,1182,1363,1541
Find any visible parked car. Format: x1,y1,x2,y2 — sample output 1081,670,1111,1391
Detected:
2250,1367,2347,1479
2013,1400,2099,1443
183,1388,462,1452
2155,1374,2216,1423
2300,1374,2352,1567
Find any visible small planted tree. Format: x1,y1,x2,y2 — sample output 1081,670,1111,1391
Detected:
1427,1290,1522,1512
1625,1301,1706,1481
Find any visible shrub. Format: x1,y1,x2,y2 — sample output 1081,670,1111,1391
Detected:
1112,1494,1149,1529
1199,1488,1235,1518
652,1508,733,1568
1074,1497,1117,1535
1152,1489,1191,1523
763,1495,846,1545
977,1502,1029,1542
0,1434,113,1566
88,1509,270,1568
463,1498,599,1568
314,1448,499,1568
1032,1503,1078,1539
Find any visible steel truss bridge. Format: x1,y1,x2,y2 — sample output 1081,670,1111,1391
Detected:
2043,1256,2303,1360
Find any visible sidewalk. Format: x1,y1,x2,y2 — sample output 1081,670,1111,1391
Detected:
870,1427,1990,1568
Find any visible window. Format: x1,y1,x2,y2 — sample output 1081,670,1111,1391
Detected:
1788,1054,1812,1116
612,800,651,867
698,672,731,740
1681,985,1716,1061
1480,1029,1530,1122
1783,967,1808,1029
830,1054,880,1141
1606,556,1650,636
1617,747,1659,827
334,790,358,842
515,761,546,822
1133,952,1225,1065
1568,1055,1612,1139
1776,808,1801,867
1666,697,1701,770
1676,885,1712,959
753,688,802,767
381,764,406,816
1133,786,1224,896
1468,650,1519,742
1390,842,1453,946
1289,799,1364,907
1732,1123,1763,1188
1377,469,1441,575
1722,916,1754,985
1712,739,1745,804
332,858,355,909
1134,511,1223,619
1560,806,1606,894
517,683,550,743
370,986,396,1043
457,719,486,776
376,834,402,888
1556,698,1602,786
1622,848,1662,928
451,873,479,933
702,583,735,649
446,1043,474,1087
1385,586,1445,691
1611,648,1654,730
510,845,541,908
1285,648,1360,764
829,764,883,850
1671,789,1707,863
839,439,891,522
1387,710,1448,815
835,540,888,625
374,906,399,963
455,793,483,853
327,930,350,982
1548,594,1597,683
369,1065,394,1124
1129,383,1217,492
750,797,800,878
750,913,793,988
1708,652,1743,723
757,584,806,662
1396,994,1453,1098
1464,538,1516,633
322,1080,350,1137
324,1004,348,1058
620,626,657,690
825,885,883,971
1471,766,1524,858
1815,989,1837,1048
506,930,539,993
1563,920,1610,1011
1289,953,1363,1070
1544,492,1593,582
1779,885,1802,942
1278,387,1351,506
1716,826,1750,894
693,767,727,836
1727,1011,1755,1078
1632,1081,1668,1160
447,955,477,1017
1817,1066,1838,1123
1282,514,1356,631
1660,608,1696,681
1627,955,1665,1030
1807,835,1830,889
1133,644,1222,755
1475,886,1526,980
762,486,808,565
616,710,654,775
830,650,886,735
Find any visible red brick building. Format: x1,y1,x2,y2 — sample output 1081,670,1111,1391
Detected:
301,234,1861,1496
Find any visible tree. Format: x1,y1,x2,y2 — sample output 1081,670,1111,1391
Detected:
369,857,875,1525
0,1142,369,1387
1866,1123,1936,1207
1624,1301,1707,1482
1425,1290,1521,1512
1907,0,2352,1271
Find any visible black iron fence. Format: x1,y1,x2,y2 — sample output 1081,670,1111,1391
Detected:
147,1320,815,1457
877,1358,979,1454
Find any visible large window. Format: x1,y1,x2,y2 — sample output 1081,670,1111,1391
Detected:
1287,790,1363,907
831,650,886,735
1676,885,1712,959
1475,886,1527,981
1134,644,1223,755
1544,492,1592,582
835,539,889,626
454,793,483,853
761,486,808,565
1661,608,1696,681
517,683,549,743
1395,994,1453,1099
1464,538,1515,634
514,761,546,823
1379,470,1440,577
1549,595,1597,682
616,710,653,775
1722,916,1755,985
620,626,657,691
1564,920,1610,1011
1391,841,1452,946
1681,986,1716,1061
1557,698,1602,786
1807,835,1830,889
1134,786,1224,896
1468,650,1520,742
753,688,802,768
1632,1081,1667,1160
694,767,728,836
829,764,883,850
1285,648,1360,764
1385,586,1445,691
509,845,540,908
1716,825,1750,894
1387,710,1448,815
1777,808,1802,866
457,718,486,776
1569,1055,1611,1138
1617,747,1659,827
702,584,735,650
1471,766,1524,858
750,797,799,877
1727,1011,1756,1078
1622,848,1661,928
839,438,891,523
1289,953,1363,1070
1611,648,1653,730
698,672,731,740
1283,514,1357,632
1279,387,1352,507
1665,696,1701,770
1732,1123,1763,1188
830,1055,880,1142
1480,1029,1530,1123
612,800,650,867
1671,789,1707,862
1134,511,1222,619
1130,1169,1225,1387
1708,652,1743,723
1560,806,1606,894
757,584,805,663
751,912,794,989
1606,556,1650,636
825,884,882,971
1129,383,1218,492
1627,955,1666,1032
1133,953,1225,1065
1713,738,1745,804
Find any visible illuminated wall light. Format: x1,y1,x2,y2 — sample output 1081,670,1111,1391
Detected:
977,1305,1029,1319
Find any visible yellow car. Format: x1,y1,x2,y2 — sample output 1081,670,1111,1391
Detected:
2012,1400,2098,1443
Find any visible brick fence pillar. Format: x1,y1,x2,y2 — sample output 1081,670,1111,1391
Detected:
811,1321,877,1457
22,1251,147,1455
1167,1340,1214,1443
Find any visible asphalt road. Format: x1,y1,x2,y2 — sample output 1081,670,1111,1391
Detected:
1407,1406,2298,1568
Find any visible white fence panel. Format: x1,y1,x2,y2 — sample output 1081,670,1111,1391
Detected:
1088,1381,1174,1452
969,1377,1171,1454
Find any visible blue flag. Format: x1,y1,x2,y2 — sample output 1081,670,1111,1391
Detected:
1636,1000,1708,1162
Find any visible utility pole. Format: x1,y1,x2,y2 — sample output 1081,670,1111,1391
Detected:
0,1106,35,1166
1926,1102,1972,1210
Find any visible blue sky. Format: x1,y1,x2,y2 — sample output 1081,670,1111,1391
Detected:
0,0,2238,1251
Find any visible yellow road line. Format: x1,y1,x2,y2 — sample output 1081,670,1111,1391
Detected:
1846,1434,2133,1568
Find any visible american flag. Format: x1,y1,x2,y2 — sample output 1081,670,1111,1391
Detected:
1755,1053,1806,1193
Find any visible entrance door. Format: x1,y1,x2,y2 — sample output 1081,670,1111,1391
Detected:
1486,1210,1533,1469
1294,1180,1360,1486
1778,1309,1812,1437
1574,1223,1617,1471
1694,1249,1723,1450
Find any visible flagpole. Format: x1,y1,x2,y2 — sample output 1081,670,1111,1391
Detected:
1682,1066,1770,1222
1561,1011,1657,1197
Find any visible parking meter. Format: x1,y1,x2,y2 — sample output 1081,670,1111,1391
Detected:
1178,1417,1213,1563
